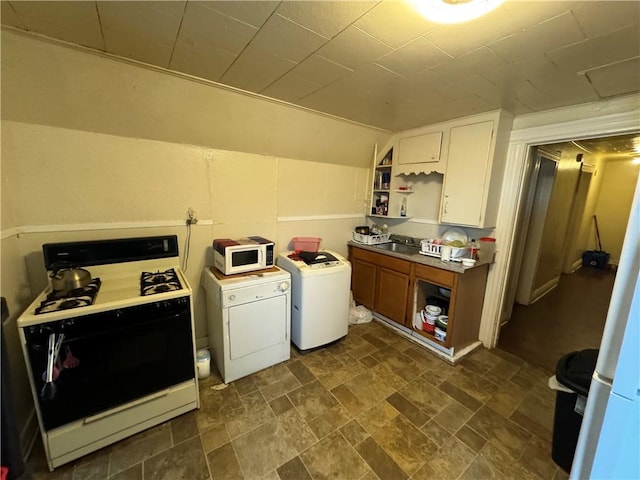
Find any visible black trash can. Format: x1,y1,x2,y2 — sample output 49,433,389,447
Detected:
551,348,599,473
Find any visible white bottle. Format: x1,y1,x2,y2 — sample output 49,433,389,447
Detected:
400,197,407,217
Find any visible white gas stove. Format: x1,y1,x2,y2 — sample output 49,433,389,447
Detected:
17,235,198,470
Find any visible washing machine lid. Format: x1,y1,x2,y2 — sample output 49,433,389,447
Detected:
298,251,341,268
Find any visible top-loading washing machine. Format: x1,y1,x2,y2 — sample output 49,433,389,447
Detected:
276,250,351,352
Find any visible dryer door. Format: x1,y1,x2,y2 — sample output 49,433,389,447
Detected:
227,295,288,359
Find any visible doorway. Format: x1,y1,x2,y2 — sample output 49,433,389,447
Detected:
472,100,638,359
513,150,560,307
496,134,638,372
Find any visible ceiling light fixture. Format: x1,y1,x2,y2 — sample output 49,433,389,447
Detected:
410,0,506,24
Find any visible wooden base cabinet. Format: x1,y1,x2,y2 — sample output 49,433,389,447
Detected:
349,246,412,327
412,263,488,352
349,245,489,358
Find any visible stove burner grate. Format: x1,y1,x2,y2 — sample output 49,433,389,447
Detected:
140,268,182,296
35,278,101,314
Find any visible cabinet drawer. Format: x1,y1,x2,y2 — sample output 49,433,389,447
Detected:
414,264,454,287
351,248,411,274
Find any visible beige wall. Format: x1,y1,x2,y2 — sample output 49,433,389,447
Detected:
1,29,390,168
594,159,640,264
569,156,606,269
1,121,372,342
1,30,387,453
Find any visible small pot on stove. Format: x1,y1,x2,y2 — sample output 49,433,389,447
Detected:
50,263,92,293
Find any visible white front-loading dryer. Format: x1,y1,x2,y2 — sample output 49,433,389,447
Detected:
277,250,351,351
202,266,291,383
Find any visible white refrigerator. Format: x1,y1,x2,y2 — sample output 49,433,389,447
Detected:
570,175,640,479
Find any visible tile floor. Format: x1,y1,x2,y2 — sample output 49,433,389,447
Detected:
27,321,569,480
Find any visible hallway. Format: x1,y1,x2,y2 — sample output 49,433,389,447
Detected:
498,267,616,373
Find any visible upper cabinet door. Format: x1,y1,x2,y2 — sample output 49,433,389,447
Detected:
397,132,443,173
440,120,494,226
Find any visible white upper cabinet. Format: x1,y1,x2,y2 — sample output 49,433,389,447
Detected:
440,111,513,228
397,131,444,174
440,120,494,226
368,110,513,226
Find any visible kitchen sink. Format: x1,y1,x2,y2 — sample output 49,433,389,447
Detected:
374,242,420,255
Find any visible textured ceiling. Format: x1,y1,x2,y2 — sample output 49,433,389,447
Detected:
552,133,640,160
1,0,639,132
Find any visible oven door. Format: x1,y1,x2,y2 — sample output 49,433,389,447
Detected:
23,297,194,430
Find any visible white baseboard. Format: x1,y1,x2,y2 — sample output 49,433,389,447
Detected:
371,315,481,364
530,277,559,304
562,258,583,274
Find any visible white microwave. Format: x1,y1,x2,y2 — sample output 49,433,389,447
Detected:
213,237,275,275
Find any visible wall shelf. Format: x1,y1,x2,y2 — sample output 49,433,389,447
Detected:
368,214,412,219
370,146,413,221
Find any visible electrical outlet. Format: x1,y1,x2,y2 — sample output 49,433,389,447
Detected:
186,207,198,225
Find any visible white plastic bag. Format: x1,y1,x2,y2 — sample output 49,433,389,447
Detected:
349,305,372,325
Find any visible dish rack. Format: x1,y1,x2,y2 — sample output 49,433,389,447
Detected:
420,240,466,258
420,241,442,257
352,232,391,245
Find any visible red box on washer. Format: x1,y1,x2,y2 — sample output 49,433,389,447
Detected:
292,237,321,253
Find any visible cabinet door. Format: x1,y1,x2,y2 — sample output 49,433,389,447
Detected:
374,267,409,325
398,132,442,165
441,120,493,226
351,258,376,309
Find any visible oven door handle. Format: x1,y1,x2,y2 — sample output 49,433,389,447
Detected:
83,388,170,424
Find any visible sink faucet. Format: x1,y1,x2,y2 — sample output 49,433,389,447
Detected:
390,234,417,246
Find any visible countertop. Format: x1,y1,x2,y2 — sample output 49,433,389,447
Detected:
347,241,490,274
